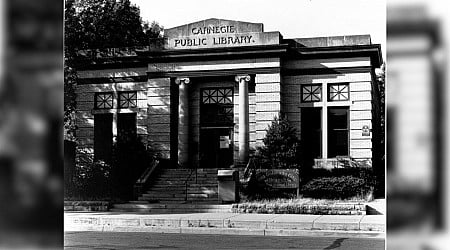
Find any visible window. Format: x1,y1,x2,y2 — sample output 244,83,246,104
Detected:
328,107,349,157
328,83,349,101
301,85,322,102
118,91,137,108
200,88,234,126
201,88,233,104
94,92,113,109
94,114,113,163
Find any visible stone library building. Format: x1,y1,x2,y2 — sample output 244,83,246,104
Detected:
71,19,383,202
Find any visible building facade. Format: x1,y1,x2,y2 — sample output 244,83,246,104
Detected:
73,19,383,171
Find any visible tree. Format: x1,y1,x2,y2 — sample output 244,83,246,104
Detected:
374,63,386,197
255,116,301,169
64,0,163,58
64,0,163,140
64,65,77,141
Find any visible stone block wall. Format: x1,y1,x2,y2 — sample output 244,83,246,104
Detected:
255,73,281,148
281,57,375,161
147,78,171,158
75,68,149,165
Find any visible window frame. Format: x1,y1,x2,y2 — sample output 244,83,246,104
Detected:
118,91,138,109
94,92,114,109
301,84,322,103
328,83,350,102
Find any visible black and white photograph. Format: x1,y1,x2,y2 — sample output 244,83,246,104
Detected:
2,0,450,249
63,0,386,249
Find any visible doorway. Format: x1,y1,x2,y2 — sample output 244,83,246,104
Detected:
200,128,233,168
199,87,234,168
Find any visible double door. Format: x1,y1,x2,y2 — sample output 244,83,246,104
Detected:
199,128,233,169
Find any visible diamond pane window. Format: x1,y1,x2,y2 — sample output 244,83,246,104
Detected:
94,92,113,109
301,85,322,102
328,84,349,101
118,91,137,108
201,88,233,104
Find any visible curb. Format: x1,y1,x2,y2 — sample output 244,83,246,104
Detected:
64,213,385,238
65,225,385,238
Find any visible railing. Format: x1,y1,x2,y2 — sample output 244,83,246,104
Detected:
133,157,160,200
184,168,197,202
242,157,258,184
313,156,364,169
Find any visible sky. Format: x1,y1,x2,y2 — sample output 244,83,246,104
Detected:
131,0,386,59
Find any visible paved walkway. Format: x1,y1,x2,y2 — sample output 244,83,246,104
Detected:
65,212,385,238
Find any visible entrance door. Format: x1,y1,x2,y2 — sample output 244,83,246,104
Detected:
301,108,322,168
200,128,233,168
199,87,234,168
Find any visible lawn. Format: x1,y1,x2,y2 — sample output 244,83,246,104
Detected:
232,197,367,215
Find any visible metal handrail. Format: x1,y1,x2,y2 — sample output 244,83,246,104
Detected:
184,168,196,202
243,158,257,183
133,157,159,200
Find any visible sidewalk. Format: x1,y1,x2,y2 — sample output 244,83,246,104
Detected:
65,212,385,238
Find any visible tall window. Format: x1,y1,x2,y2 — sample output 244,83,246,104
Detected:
328,107,349,157
94,114,113,163
300,82,351,162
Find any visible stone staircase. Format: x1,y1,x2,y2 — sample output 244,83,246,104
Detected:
111,168,223,213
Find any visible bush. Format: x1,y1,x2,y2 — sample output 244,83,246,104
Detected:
254,116,301,169
111,132,154,200
65,160,112,200
301,175,373,200
242,176,297,201
66,133,155,201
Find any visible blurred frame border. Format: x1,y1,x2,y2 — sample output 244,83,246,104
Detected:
387,1,450,249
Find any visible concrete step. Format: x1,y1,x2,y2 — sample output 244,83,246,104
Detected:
109,208,230,213
145,192,217,197
142,193,217,199
150,181,217,185
113,203,230,209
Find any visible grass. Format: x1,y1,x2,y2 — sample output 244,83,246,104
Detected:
232,197,367,215
237,197,365,207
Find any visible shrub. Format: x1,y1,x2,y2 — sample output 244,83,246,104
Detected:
301,175,373,200
111,132,154,200
242,176,297,201
65,160,112,200
66,132,155,201
254,116,301,169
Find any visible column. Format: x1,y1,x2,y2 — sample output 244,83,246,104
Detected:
175,77,190,167
235,75,251,164
322,84,328,158
112,82,118,143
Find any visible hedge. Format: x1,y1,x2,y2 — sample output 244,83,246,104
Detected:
301,175,373,200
